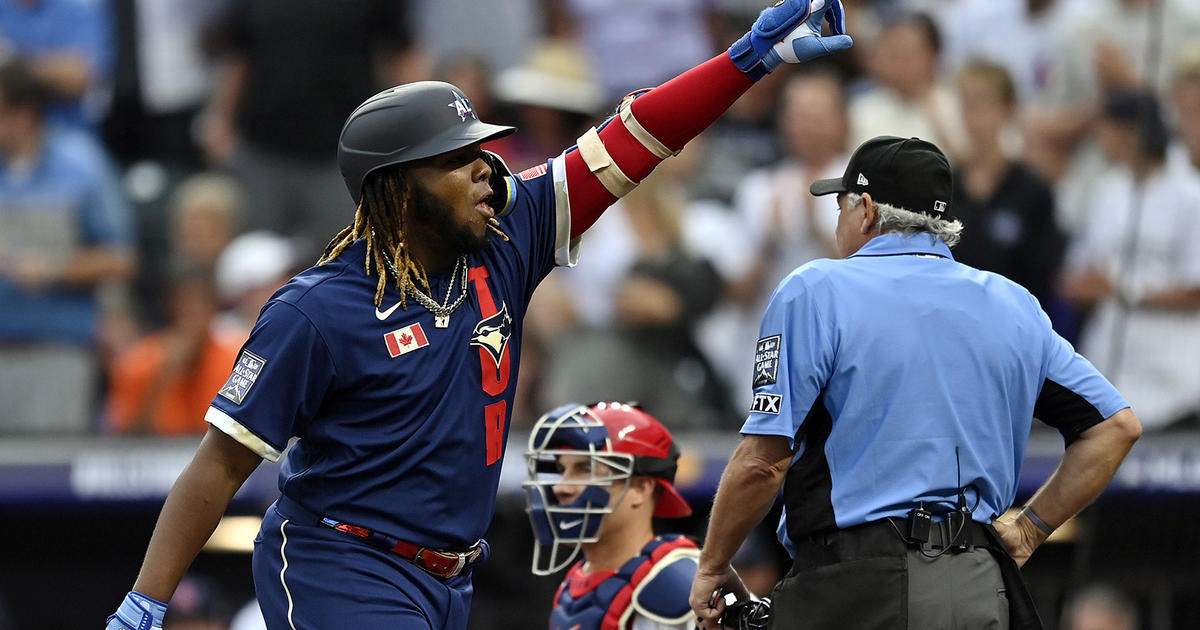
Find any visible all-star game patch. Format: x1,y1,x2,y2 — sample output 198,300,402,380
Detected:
219,350,267,405
753,335,781,388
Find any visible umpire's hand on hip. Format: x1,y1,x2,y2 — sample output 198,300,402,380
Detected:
993,513,1051,568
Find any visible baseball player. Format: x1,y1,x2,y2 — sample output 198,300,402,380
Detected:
525,403,698,630
690,136,1142,630
105,2,852,629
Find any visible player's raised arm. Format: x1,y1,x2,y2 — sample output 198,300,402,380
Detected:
562,0,852,238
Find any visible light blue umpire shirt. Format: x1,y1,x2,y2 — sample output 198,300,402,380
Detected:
741,232,1129,557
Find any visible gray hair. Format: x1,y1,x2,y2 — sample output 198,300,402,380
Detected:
845,192,963,248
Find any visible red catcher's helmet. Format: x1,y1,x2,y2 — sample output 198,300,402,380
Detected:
587,402,692,518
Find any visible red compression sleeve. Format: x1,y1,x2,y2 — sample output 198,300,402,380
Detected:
566,54,755,238
628,53,754,153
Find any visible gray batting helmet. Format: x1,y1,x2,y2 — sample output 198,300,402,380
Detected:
337,81,516,204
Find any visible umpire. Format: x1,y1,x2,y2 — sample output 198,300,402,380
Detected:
690,136,1141,630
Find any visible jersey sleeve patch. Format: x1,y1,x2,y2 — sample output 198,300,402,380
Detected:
751,392,782,414
218,349,266,404
753,335,781,387
630,547,699,624
517,163,548,180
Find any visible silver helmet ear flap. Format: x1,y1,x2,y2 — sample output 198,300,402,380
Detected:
482,150,516,218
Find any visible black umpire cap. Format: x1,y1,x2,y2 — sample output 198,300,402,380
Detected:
810,136,953,217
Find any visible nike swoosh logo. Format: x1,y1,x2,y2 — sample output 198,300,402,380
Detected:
560,519,583,529
375,301,402,321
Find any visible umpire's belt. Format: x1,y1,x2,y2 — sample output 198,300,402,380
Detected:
806,517,991,552
883,516,992,551
276,495,489,579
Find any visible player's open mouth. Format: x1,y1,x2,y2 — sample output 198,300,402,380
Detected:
476,194,495,218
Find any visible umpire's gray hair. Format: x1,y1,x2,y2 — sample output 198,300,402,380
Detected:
846,192,964,248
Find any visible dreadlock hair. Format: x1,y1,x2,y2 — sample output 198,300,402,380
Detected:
318,165,422,308
317,164,511,307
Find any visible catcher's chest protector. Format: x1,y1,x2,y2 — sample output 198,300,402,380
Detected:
550,536,695,630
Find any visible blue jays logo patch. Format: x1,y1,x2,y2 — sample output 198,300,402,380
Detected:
219,350,266,405
449,91,476,121
753,335,780,388
471,303,512,369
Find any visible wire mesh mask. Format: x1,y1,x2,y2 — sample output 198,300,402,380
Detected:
523,403,635,576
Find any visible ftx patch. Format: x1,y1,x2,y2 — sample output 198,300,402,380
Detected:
751,392,782,414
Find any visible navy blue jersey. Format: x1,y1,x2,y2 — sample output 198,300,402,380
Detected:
208,157,576,549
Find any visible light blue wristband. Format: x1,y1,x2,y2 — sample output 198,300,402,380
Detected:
107,591,168,630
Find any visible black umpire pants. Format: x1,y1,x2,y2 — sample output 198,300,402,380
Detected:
768,519,1043,630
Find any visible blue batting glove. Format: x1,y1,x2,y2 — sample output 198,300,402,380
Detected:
106,591,167,630
729,0,853,79
763,0,852,69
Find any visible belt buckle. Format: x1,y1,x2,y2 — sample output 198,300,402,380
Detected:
449,551,468,577
416,548,468,579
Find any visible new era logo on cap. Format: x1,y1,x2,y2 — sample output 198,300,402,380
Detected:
385,323,430,358
857,173,869,186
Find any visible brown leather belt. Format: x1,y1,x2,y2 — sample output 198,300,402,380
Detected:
320,516,488,579
274,495,489,579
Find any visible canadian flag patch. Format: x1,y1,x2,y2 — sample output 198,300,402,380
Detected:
384,323,430,358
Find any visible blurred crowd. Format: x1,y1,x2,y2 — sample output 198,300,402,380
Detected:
2,0,1200,444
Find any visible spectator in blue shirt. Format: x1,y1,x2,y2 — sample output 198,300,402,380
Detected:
0,59,133,433
0,0,114,132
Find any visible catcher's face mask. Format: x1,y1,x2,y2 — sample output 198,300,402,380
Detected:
523,404,634,576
